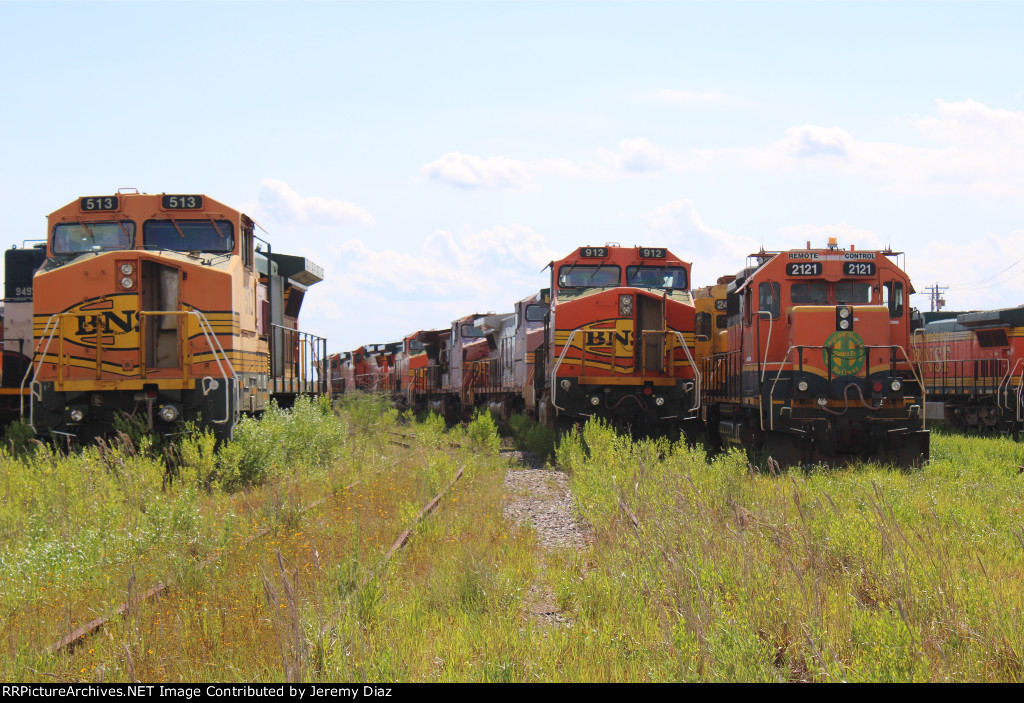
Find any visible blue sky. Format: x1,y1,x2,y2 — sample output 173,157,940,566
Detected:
3,1,1024,350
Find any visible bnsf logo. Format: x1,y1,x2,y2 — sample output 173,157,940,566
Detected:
74,310,136,336
585,329,634,347
51,297,143,350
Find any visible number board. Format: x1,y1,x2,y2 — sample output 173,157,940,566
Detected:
639,247,667,258
714,299,728,311
579,247,608,258
80,196,118,212
843,262,876,276
786,262,822,276
162,195,204,209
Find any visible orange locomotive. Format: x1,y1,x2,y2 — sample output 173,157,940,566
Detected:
699,239,929,466
26,190,326,440
913,308,1024,433
534,245,700,434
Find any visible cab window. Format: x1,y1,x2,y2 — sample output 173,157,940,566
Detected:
557,265,621,289
144,220,234,253
625,265,688,290
759,282,780,319
883,281,904,318
52,221,135,254
791,281,828,305
835,281,871,304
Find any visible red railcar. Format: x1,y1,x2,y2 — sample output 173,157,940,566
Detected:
914,307,1024,432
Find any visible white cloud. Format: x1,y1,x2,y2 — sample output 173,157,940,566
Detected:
597,138,676,174
640,200,759,286
420,151,533,190
423,100,1024,197
775,223,886,251
256,179,374,226
716,100,1024,196
907,228,1024,311
651,89,723,103
304,223,554,349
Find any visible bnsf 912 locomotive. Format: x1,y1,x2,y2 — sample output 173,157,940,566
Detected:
534,245,700,435
25,190,326,440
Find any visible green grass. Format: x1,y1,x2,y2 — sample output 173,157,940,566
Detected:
1,404,1022,682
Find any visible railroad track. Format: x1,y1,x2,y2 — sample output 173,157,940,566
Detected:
45,447,467,657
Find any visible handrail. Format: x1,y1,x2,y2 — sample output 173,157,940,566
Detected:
21,309,236,429
20,313,67,422
761,343,926,431
996,358,1022,414
550,327,584,412
670,330,701,414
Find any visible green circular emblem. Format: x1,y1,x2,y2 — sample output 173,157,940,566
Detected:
822,330,865,376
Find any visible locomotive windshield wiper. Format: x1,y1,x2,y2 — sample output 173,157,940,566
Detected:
167,214,187,239
584,263,613,286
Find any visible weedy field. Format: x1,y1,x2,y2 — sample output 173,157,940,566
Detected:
1,395,1022,682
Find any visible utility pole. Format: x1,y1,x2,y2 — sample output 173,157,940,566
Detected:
926,283,948,312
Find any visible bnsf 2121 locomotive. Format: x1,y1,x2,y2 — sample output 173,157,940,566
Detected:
699,239,929,466
25,190,326,440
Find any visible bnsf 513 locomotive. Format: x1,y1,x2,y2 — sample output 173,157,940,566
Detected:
26,190,326,440
699,239,929,466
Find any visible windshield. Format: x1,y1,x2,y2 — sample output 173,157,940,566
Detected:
461,324,487,338
52,221,134,254
557,265,621,289
143,220,234,253
625,265,688,290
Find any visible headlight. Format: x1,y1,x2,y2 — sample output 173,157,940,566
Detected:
890,379,902,393
159,405,180,422
797,380,809,392
838,319,850,330
619,294,633,316
120,262,135,276
68,408,85,423
589,395,601,407
121,276,135,289
839,307,851,319
654,396,665,407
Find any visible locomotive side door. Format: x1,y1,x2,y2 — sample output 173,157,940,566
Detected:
141,261,181,370
637,293,665,373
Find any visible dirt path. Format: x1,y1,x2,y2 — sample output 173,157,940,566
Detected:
501,451,592,627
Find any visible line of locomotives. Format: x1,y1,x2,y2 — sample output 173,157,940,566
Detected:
6,193,1024,466
1,190,327,441
328,239,939,466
